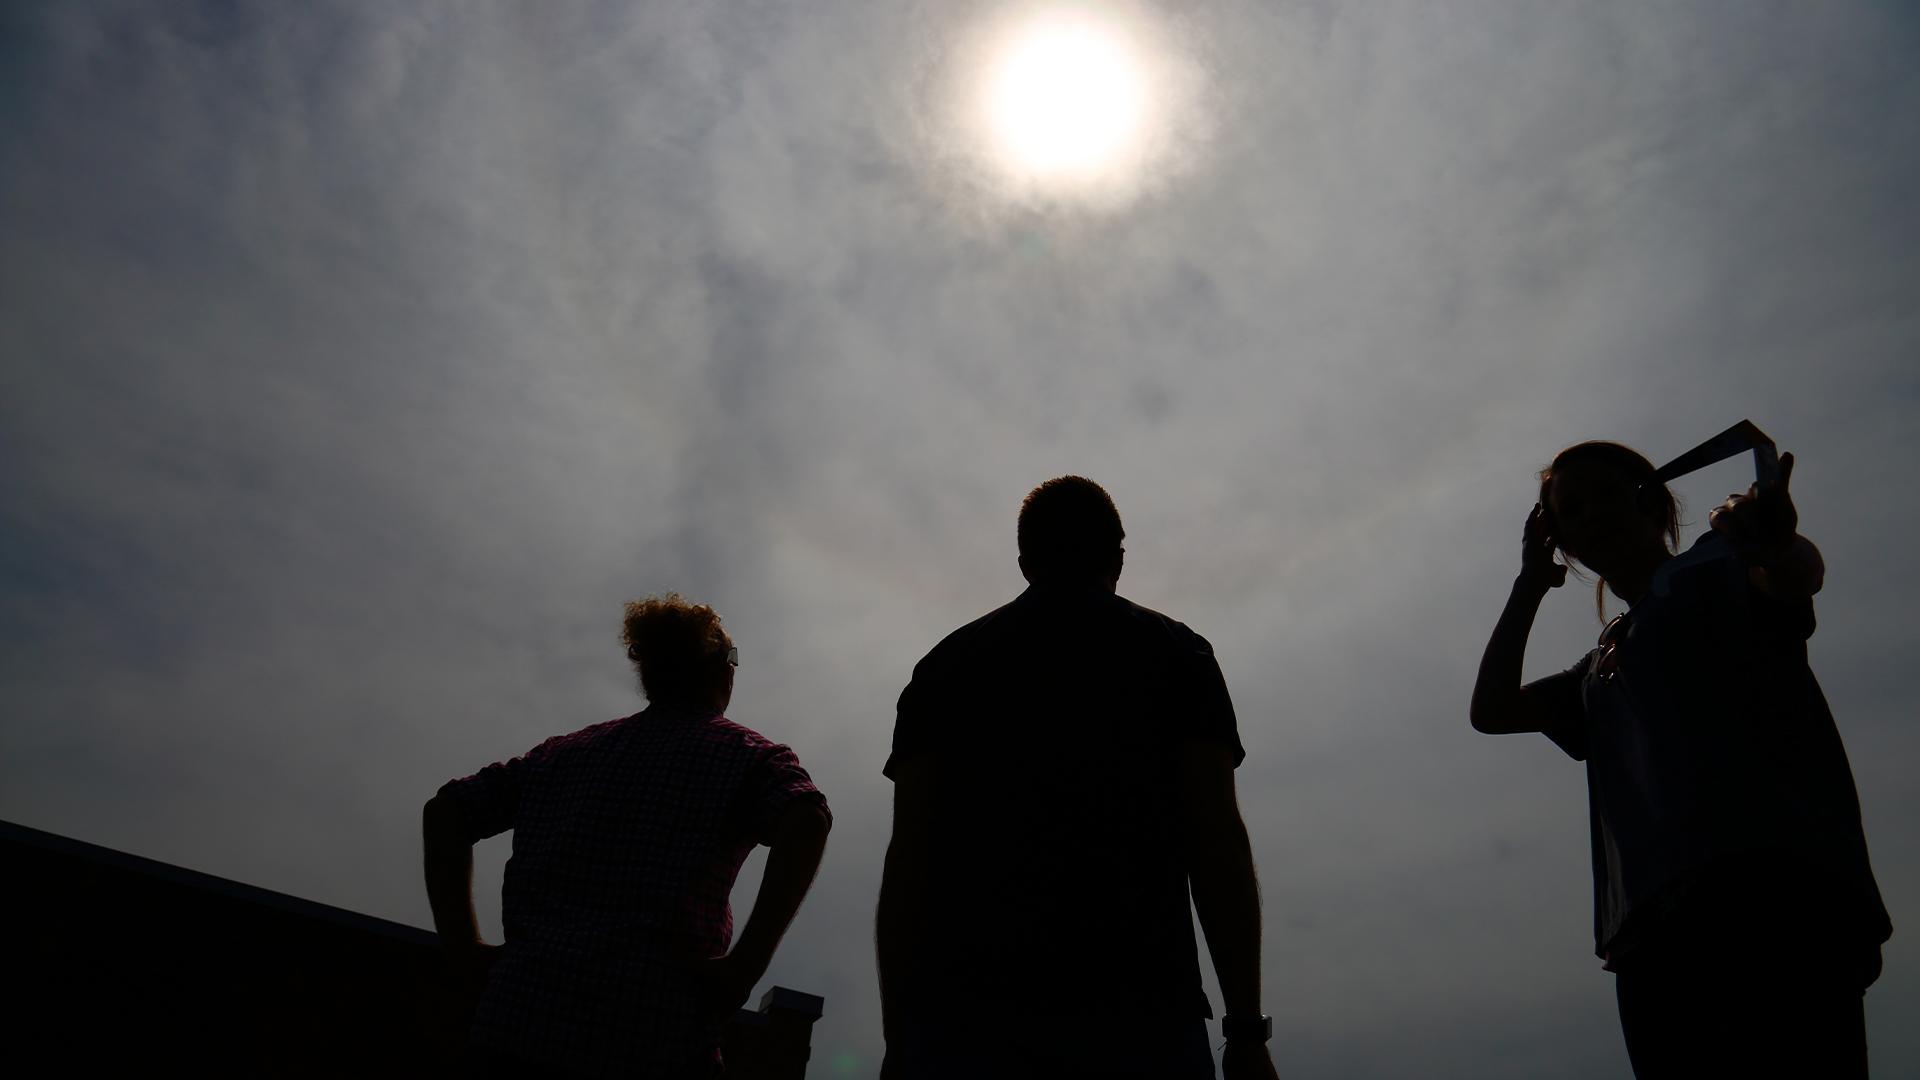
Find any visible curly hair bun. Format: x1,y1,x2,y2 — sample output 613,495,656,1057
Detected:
620,593,729,701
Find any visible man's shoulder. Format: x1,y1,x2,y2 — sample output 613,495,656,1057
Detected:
1113,594,1214,654
922,591,1215,653
908,591,1219,683
914,596,1024,665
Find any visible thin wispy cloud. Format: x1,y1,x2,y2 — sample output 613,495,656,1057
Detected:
3,3,1916,1075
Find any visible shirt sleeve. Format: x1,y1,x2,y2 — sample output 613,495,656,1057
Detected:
1736,554,1818,642
743,742,830,845
884,656,946,780
437,738,551,842
1528,651,1595,762
1677,532,1817,642
1180,632,1246,768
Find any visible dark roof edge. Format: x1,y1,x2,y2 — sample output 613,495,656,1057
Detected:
0,818,438,948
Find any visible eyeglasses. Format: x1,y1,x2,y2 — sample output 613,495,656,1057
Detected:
622,644,739,668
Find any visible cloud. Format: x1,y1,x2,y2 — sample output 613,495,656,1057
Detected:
4,2,1917,1074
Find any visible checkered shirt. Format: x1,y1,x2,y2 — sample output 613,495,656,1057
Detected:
438,705,829,1077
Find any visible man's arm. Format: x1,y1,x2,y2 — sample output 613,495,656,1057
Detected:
422,792,485,951
1178,742,1278,1079
1179,742,1263,1015
875,756,934,1046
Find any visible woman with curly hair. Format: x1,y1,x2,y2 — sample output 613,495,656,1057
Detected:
1469,441,1890,1078
425,594,831,1078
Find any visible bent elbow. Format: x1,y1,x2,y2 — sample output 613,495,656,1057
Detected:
1470,686,1529,735
804,803,833,841
801,798,833,832
422,792,466,838
1469,705,1513,735
774,800,833,847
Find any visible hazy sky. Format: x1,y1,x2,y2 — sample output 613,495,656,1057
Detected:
4,2,1916,1076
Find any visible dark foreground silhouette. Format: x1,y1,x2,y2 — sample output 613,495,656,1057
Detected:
877,477,1279,1080
2,818,822,1077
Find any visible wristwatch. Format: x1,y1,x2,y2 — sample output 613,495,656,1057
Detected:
1221,1014,1273,1042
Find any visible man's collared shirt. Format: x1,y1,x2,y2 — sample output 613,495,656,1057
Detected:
886,584,1244,1021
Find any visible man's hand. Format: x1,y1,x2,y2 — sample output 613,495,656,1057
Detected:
1708,450,1798,560
1223,1038,1280,1080
695,950,766,1017
1519,504,1568,593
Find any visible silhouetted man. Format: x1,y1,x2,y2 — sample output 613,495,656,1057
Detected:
424,594,831,1078
876,477,1280,1080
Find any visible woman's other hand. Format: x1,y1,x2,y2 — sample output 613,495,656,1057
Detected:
1711,452,1823,597
1709,451,1798,560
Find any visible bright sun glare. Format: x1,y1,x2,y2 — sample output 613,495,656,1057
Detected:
943,1,1203,208
983,12,1147,186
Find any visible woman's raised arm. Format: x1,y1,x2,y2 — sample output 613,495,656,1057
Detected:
1471,505,1567,735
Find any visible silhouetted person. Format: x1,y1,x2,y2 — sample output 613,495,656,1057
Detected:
1470,443,1890,1078
424,594,831,1078
875,477,1280,1080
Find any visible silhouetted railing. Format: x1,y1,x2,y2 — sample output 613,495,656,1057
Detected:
1,819,821,1077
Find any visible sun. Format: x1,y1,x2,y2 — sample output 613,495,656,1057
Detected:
983,13,1147,186
941,2,1202,209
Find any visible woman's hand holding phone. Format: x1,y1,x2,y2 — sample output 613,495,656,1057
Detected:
1709,450,1798,560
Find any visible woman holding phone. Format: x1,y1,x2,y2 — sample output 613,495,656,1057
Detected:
1469,440,1890,1078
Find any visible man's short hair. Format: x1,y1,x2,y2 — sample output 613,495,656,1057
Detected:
1017,476,1125,579
620,593,730,702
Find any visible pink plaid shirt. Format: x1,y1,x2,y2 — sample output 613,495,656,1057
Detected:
439,705,828,1076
